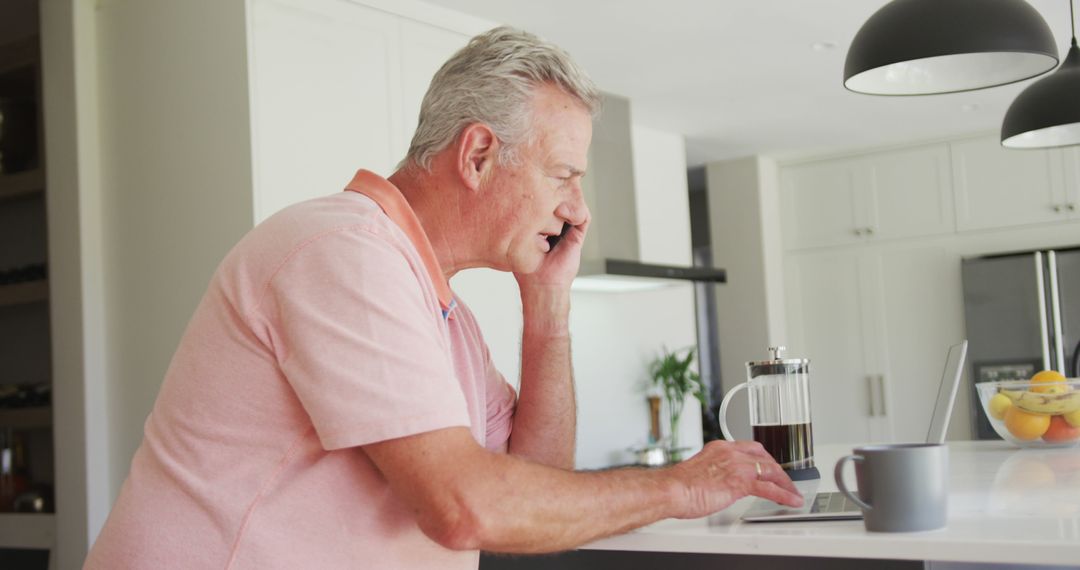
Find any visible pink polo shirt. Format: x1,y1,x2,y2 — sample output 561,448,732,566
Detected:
85,170,517,569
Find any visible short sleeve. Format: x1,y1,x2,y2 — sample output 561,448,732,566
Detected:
483,355,516,452
260,226,471,450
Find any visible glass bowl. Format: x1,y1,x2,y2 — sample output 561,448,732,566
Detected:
975,378,1080,449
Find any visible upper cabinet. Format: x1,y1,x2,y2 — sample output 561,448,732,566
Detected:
950,135,1078,231
398,20,470,159
250,0,403,221
248,0,470,222
1058,147,1080,220
781,156,863,249
781,144,953,250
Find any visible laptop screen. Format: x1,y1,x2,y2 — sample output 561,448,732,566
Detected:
926,340,969,445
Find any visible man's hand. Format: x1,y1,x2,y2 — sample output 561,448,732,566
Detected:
515,216,589,295
668,440,804,518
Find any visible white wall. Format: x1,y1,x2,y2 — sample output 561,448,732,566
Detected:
705,156,788,440
95,0,255,501
570,285,699,468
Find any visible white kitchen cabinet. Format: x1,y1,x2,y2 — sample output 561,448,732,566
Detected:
1061,147,1080,221
950,134,1075,231
250,0,404,222
781,157,864,249
781,144,953,250
864,145,954,242
249,0,473,222
398,20,469,159
784,245,965,445
785,250,881,443
871,246,966,443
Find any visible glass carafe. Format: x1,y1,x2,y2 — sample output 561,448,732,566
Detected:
718,346,819,480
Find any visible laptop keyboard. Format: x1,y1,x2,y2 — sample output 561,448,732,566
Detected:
809,492,857,514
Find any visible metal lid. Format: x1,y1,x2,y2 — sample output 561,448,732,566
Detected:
746,346,809,378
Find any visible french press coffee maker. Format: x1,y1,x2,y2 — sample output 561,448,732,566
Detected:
718,346,820,481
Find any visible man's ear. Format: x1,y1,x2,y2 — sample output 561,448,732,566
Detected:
457,123,498,192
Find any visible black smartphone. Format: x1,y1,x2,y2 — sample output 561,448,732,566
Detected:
546,222,571,251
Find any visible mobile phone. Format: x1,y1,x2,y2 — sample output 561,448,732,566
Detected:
546,222,571,251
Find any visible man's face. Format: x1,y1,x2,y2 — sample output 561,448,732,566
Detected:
482,84,592,274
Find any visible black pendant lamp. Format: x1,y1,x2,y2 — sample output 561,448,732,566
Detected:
844,0,1059,95
1002,0,1080,148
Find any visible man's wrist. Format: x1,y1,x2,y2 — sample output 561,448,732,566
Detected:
659,464,689,519
520,286,571,337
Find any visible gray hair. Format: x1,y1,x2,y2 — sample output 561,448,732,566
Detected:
401,26,602,172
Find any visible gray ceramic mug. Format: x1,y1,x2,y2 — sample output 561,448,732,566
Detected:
834,443,949,532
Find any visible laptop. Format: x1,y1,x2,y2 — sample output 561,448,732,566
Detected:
741,340,968,522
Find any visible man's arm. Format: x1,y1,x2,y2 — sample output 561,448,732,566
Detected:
363,427,802,554
506,286,575,468
504,210,586,468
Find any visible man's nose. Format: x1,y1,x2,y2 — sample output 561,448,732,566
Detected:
558,184,589,226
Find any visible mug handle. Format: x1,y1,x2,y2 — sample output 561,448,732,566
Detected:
717,382,748,441
834,455,872,511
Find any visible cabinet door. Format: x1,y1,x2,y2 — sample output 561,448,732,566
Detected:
951,135,1064,231
870,246,968,443
398,20,470,160
249,0,402,222
1061,147,1080,220
784,251,874,444
863,144,954,240
781,159,864,249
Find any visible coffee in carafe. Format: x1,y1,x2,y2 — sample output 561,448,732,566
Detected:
718,346,819,480
753,423,813,469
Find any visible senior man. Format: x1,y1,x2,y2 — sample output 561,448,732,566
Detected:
85,26,801,569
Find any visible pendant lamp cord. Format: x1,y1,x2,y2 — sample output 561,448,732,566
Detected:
1073,0,1077,45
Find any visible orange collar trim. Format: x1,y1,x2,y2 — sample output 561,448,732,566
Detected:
343,170,454,312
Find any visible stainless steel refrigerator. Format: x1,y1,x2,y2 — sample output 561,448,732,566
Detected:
961,247,1080,440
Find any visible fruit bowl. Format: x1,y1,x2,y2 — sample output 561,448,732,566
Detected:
976,374,1080,449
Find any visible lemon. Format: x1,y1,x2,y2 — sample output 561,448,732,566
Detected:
1064,408,1080,429
1030,370,1068,394
988,393,1012,420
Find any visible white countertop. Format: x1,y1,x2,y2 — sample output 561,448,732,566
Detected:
583,441,1080,565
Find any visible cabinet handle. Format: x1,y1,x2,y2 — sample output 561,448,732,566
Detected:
865,227,875,235
853,228,864,236
867,375,877,416
877,375,886,416
1054,204,1063,213
1069,203,1077,212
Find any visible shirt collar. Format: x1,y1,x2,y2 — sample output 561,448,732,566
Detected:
343,169,455,314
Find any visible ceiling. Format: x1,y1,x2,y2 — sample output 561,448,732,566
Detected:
422,0,1076,166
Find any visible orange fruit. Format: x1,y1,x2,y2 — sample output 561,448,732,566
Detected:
1030,370,1068,394
1004,406,1051,441
1043,416,1080,443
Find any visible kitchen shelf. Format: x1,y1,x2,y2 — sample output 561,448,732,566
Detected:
0,513,55,549
0,168,45,202
0,406,51,429
0,280,48,307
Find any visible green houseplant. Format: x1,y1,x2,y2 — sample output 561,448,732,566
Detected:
649,346,707,461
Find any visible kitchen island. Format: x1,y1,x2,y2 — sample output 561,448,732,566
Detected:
482,441,1080,569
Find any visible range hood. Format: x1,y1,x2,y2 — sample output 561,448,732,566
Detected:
573,93,727,290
